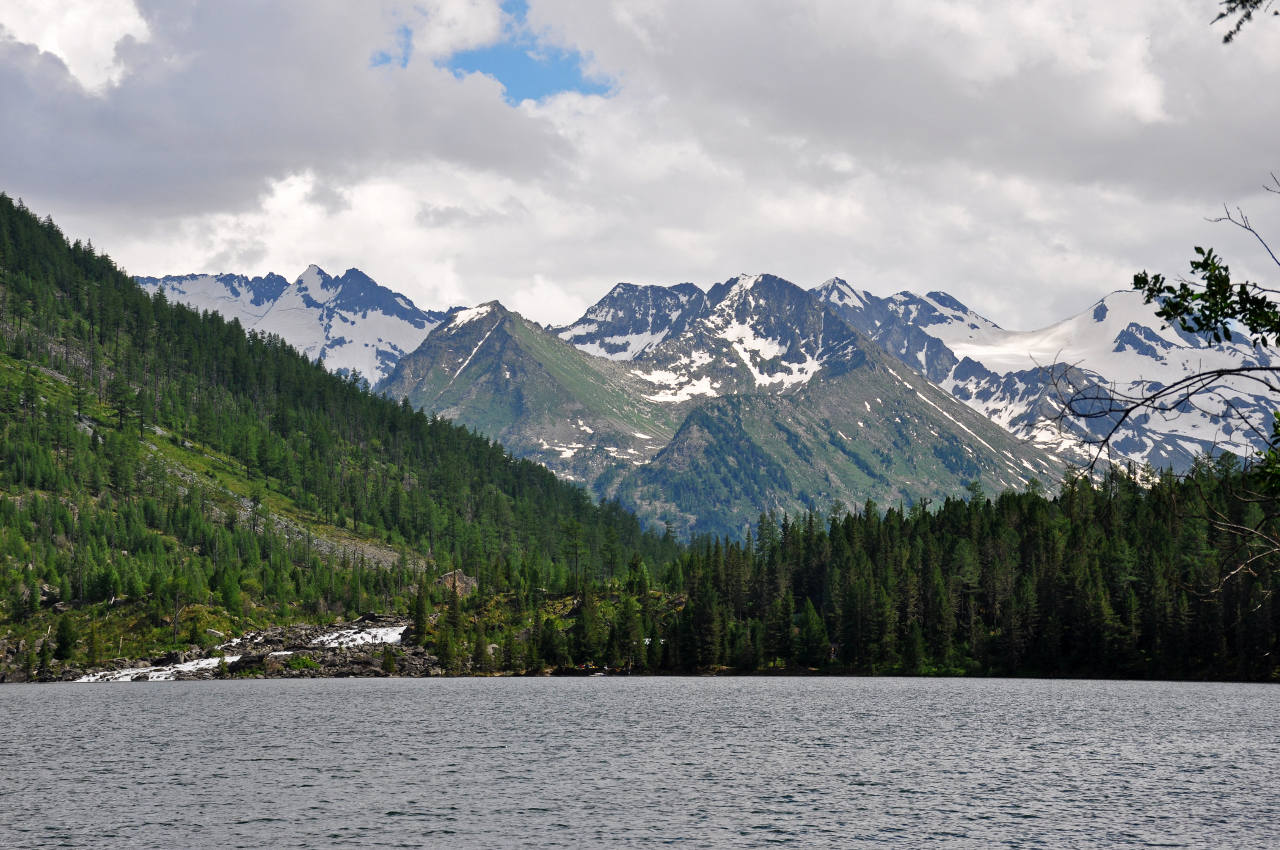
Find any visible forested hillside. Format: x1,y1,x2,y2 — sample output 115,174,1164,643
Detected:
0,194,678,678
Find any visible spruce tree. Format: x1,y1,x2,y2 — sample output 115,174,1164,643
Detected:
38,638,53,676
796,598,829,668
53,614,77,661
87,622,101,666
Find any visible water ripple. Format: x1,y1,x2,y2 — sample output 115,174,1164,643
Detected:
0,678,1276,848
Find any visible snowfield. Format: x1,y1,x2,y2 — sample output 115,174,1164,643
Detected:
77,655,243,683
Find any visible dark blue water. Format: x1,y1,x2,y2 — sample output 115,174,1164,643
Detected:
1,677,1276,848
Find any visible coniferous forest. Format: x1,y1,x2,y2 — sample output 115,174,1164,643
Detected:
0,193,1276,682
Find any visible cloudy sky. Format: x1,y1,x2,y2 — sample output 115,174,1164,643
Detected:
2,1,1277,329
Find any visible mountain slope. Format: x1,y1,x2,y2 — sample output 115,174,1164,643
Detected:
377,302,685,487
617,318,1062,537
137,266,448,383
816,279,1279,469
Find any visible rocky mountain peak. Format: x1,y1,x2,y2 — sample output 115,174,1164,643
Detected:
553,282,708,361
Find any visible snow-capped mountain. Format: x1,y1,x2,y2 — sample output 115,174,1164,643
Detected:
554,282,707,360
816,279,1280,470
378,301,684,487
137,266,449,383
379,273,1065,537
145,254,1271,533
624,273,868,403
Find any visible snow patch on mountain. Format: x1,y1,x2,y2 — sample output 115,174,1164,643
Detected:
718,316,823,389
451,303,495,327
720,320,787,361
632,361,720,402
554,281,707,361
574,329,671,360
640,374,719,403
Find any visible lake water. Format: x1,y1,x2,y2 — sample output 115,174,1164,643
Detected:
2,677,1276,848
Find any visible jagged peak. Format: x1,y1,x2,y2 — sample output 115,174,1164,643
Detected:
924,291,972,314
813,276,870,308
707,272,799,306
604,281,641,297
726,272,787,294
446,300,508,328
294,263,333,290
879,289,999,331
597,280,705,301
336,266,375,285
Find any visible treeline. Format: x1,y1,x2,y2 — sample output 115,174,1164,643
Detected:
429,464,1275,681
645,465,1278,680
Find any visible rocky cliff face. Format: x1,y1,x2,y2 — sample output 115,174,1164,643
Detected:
554,281,707,360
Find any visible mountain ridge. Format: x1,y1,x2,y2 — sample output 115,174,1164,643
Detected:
137,265,449,383
137,260,1277,529
379,273,1065,537
814,278,1279,469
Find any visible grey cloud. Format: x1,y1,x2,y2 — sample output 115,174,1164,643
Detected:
416,197,528,227
306,181,352,215
534,1,1278,203
206,237,268,272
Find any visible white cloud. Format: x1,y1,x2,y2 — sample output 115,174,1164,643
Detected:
3,0,1279,332
506,275,589,326
0,0,149,92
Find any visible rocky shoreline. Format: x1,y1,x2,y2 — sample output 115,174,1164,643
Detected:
10,614,449,683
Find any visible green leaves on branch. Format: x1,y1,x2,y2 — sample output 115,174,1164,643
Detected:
1134,247,1280,347
1134,243,1280,492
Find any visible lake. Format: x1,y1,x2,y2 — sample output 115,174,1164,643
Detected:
2,677,1276,847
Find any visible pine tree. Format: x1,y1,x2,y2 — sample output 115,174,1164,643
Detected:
575,587,605,664
411,584,430,646
447,584,464,634
53,614,77,661
87,622,102,666
471,623,489,672
38,638,53,676
796,598,829,668
435,626,457,675
903,621,926,674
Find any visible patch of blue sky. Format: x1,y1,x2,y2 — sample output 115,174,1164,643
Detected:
444,40,610,103
445,0,609,103
370,23,413,68
369,2,609,103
